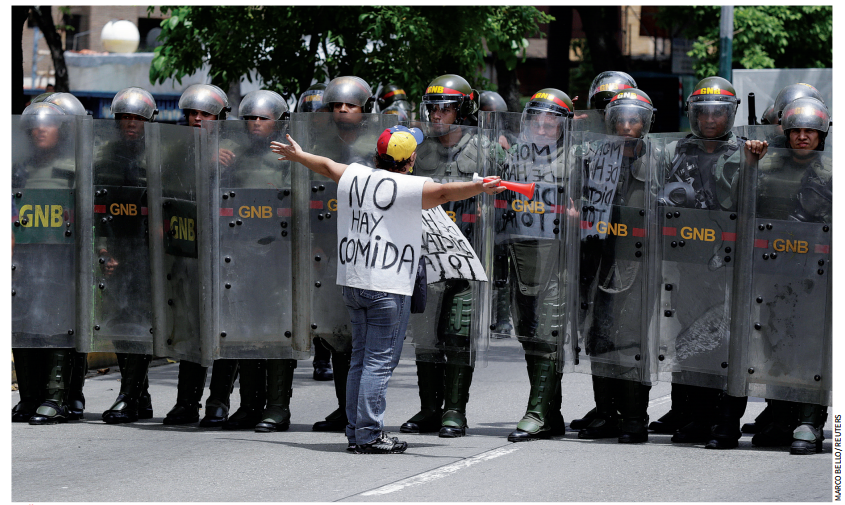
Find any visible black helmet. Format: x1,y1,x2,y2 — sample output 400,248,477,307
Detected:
419,74,479,123
179,83,231,120
686,76,739,139
323,76,377,113
378,83,411,110
381,103,409,122
588,71,637,110
297,83,326,113
520,88,572,144
34,92,88,116
781,97,830,150
479,90,508,112
773,83,824,120
604,88,655,138
239,89,289,120
111,87,158,121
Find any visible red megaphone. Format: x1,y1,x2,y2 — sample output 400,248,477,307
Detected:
473,173,536,200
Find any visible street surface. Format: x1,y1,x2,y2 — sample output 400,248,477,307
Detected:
12,338,833,502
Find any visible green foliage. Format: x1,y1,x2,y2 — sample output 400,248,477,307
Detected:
657,6,832,80
146,6,550,102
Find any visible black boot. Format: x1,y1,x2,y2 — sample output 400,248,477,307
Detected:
312,337,333,381
578,375,619,439
649,382,690,433
200,359,239,427
705,393,748,449
163,360,207,425
790,403,827,455
618,380,650,444
103,353,153,424
29,349,73,425
12,348,44,422
440,364,473,438
255,359,296,432
66,349,87,420
223,360,267,430
569,407,597,431
400,360,445,433
742,399,773,434
313,350,351,432
752,400,799,447
671,385,720,443
508,356,563,442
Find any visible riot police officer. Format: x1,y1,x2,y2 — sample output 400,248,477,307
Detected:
400,74,487,438
13,101,83,424
308,75,380,433
297,83,327,113
569,70,638,431
498,88,571,441
96,87,159,423
479,90,508,113
575,89,655,443
163,83,239,426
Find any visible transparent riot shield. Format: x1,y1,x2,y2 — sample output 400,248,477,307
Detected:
12,115,88,349
651,134,743,389
480,111,570,369
729,145,832,405
77,118,155,354
205,119,308,360
566,131,656,384
146,122,214,366
571,109,606,134
289,112,399,354
402,121,491,368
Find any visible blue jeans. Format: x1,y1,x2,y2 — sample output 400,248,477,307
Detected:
342,287,411,445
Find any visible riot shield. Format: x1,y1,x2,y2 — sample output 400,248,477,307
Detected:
146,122,214,365
571,109,606,134
205,120,308,360
480,111,570,369
402,121,492,368
77,118,155,354
565,130,657,384
729,145,832,405
12,115,89,349
289,112,399,353
651,135,742,389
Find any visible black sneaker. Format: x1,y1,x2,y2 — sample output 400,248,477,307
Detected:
355,432,408,454
346,443,357,452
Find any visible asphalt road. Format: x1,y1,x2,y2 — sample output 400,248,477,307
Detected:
12,338,834,502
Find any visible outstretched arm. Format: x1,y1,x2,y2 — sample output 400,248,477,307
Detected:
270,134,348,183
421,178,506,210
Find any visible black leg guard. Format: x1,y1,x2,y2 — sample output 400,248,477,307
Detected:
752,399,799,447
12,348,45,422
103,353,153,424
440,364,473,438
671,385,720,443
742,399,773,434
223,359,267,430
200,359,239,427
401,360,445,433
791,403,827,455
578,375,620,439
66,349,87,420
705,393,748,449
312,337,333,381
255,359,296,432
29,349,73,425
617,380,650,443
313,350,351,432
163,360,207,425
649,382,691,433
508,357,563,442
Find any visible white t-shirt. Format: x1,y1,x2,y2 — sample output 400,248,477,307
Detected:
335,163,431,295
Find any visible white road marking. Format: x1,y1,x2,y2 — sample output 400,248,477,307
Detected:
361,445,521,496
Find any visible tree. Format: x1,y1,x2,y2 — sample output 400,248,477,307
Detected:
148,6,551,106
657,6,832,79
13,7,30,114
29,6,71,92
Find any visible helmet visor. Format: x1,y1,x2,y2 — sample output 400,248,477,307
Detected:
520,110,565,145
419,96,462,136
688,100,736,139
605,102,653,138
